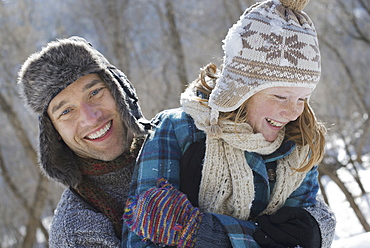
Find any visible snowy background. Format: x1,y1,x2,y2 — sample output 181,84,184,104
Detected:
1,0,370,246
327,167,370,248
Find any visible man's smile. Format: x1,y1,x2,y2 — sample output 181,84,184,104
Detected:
85,120,112,140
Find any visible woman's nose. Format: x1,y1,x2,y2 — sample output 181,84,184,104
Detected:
281,102,303,121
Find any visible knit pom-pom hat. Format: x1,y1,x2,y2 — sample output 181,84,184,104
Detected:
18,36,150,186
209,0,320,123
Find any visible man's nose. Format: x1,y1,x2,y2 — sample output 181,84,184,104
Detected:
79,102,102,126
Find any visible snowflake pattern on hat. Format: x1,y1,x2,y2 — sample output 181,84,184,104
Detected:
209,0,320,113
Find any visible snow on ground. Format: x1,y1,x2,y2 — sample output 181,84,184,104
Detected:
331,232,370,248
324,166,370,247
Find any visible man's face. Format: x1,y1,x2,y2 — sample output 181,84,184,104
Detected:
47,73,132,161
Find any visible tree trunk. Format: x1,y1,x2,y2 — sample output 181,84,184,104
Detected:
0,152,48,240
0,93,50,246
319,164,370,232
318,174,329,205
21,176,49,248
164,0,188,91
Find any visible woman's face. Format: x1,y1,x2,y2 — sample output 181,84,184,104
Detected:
246,86,313,142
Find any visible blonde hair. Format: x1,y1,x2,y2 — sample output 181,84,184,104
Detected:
188,63,326,171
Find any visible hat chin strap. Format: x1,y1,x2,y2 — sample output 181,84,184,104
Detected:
38,113,81,187
207,107,222,138
280,0,309,11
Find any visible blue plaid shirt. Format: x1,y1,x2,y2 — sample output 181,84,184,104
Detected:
123,108,319,248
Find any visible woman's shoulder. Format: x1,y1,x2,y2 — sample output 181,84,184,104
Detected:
151,107,205,143
153,107,193,123
151,108,195,131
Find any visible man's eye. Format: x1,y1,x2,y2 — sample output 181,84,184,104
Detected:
91,87,104,97
91,89,100,96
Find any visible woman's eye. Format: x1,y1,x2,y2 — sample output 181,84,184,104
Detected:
274,95,286,100
60,108,71,116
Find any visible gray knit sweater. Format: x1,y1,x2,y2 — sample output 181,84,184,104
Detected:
49,162,135,247
49,163,335,247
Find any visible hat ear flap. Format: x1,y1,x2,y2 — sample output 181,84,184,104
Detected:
38,114,81,187
100,68,150,136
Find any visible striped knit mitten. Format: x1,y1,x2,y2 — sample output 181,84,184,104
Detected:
123,178,203,247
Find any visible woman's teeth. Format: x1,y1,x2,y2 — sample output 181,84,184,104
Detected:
266,118,283,127
86,121,111,140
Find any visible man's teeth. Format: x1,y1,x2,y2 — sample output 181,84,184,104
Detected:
267,118,283,127
87,122,111,140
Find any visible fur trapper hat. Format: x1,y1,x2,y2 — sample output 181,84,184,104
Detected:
209,0,320,124
18,36,150,186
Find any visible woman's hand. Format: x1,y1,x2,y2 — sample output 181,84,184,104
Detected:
123,178,203,247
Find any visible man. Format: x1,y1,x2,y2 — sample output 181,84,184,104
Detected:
18,36,150,247
18,36,240,248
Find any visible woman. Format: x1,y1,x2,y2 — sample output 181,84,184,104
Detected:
123,0,336,247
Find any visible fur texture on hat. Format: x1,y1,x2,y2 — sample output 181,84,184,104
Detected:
209,0,320,114
18,36,150,186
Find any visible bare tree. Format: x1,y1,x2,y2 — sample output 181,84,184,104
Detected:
2,0,370,246
0,0,62,246
0,93,51,247
163,0,188,91
310,0,370,232
77,0,133,77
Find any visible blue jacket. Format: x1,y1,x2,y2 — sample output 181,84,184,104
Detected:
123,108,319,247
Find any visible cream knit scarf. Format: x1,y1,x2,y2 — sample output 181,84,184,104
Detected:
181,88,309,220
